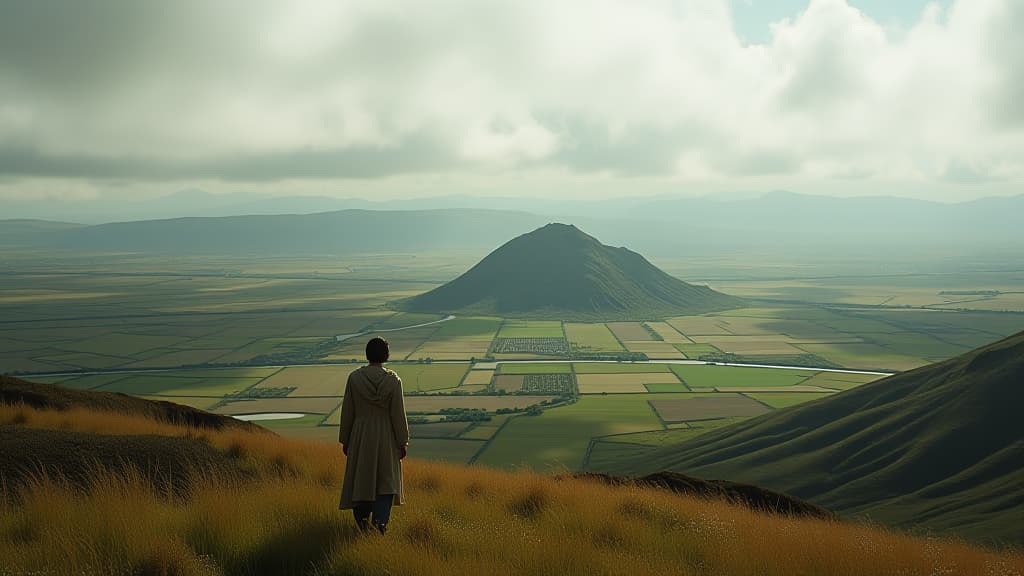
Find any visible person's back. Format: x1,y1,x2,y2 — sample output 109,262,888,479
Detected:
339,337,410,533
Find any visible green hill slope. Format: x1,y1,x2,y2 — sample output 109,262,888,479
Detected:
612,331,1024,545
398,223,742,320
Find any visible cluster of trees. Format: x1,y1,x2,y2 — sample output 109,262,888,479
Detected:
439,408,491,422
569,351,648,361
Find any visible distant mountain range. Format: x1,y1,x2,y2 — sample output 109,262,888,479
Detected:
6,209,549,255
611,331,1024,545
398,223,742,320
4,191,1024,262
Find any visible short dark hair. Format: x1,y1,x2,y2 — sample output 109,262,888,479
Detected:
365,337,390,363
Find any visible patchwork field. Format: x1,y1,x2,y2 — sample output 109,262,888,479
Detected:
404,395,555,413
409,421,473,438
475,394,682,469
496,321,565,338
644,322,692,343
461,369,494,386
408,317,500,360
669,365,816,389
748,392,833,408
3,253,1023,473
98,374,264,397
607,322,656,341
215,396,342,415
493,374,524,392
564,323,625,352
492,337,568,355
799,371,885,390
522,373,575,395
253,366,355,396
390,363,469,392
649,394,772,422
577,372,681,394
622,341,686,358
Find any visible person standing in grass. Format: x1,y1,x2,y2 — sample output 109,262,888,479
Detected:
339,337,410,534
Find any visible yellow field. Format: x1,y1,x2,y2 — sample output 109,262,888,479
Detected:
577,372,682,394
253,365,357,396
492,374,524,392
461,370,494,386
409,337,494,360
391,364,469,392
564,323,625,351
607,322,655,341
695,337,807,355
667,315,734,336
799,371,885,390
644,321,693,343
622,341,686,358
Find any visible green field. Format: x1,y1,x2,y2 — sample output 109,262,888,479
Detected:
573,362,669,373
390,363,470,392
98,375,264,397
3,251,1023,471
747,392,833,408
564,323,625,352
474,394,682,470
669,365,815,389
496,320,565,338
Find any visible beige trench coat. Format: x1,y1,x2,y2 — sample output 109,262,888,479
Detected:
339,365,410,509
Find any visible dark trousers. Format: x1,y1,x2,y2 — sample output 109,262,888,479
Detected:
352,494,395,533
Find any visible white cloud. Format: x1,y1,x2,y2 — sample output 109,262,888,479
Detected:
0,0,1022,199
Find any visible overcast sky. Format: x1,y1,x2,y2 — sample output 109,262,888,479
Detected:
1,0,1022,204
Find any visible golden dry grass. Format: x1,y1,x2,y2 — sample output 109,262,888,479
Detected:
1,402,1022,576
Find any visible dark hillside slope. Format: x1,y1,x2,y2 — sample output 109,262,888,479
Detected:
0,426,249,493
399,223,742,320
0,376,261,433
617,331,1024,545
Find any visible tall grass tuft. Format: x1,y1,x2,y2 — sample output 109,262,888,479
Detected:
1,402,1022,575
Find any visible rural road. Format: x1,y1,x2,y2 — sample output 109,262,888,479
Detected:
26,357,891,380
334,314,456,342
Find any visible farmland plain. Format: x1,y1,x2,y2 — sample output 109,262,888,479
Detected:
1,249,1022,470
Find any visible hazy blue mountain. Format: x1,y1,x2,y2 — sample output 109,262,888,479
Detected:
4,192,1023,266
0,219,85,245
398,223,743,320
44,209,549,254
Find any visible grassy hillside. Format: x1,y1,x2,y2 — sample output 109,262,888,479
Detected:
400,223,742,320
2,382,1022,574
614,331,1024,546
0,375,261,433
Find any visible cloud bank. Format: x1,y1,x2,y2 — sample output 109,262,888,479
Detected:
0,0,1022,199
